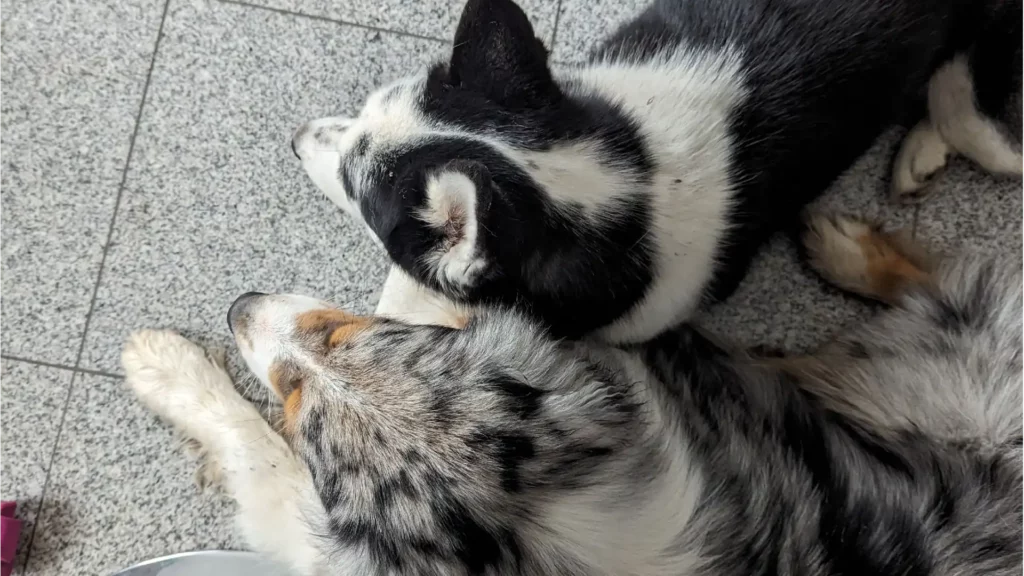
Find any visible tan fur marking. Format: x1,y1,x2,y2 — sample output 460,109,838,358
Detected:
268,360,303,401
450,313,470,330
328,321,371,347
268,362,285,397
803,213,934,305
756,354,904,441
295,309,372,347
282,387,303,436
295,309,359,332
857,231,932,303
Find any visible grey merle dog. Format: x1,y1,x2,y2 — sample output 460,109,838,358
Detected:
292,0,1021,342
124,211,1022,575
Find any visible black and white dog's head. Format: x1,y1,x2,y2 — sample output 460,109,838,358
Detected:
292,0,657,339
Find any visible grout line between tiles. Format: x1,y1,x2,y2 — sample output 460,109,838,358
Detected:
550,0,564,53
18,370,81,576
218,0,448,43
75,366,126,380
19,1,172,572
70,0,170,373
0,355,122,380
0,355,77,373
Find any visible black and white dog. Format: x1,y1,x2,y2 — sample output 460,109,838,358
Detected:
293,0,1021,342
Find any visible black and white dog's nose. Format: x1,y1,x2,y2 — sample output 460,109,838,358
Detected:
290,122,313,161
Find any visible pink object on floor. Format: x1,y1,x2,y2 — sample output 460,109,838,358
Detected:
1,501,21,576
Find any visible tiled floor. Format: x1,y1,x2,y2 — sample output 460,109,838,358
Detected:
1,0,1020,574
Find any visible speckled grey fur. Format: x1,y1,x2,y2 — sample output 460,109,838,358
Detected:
260,246,1021,575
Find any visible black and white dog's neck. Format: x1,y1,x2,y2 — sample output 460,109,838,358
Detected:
293,0,1021,342
552,51,747,339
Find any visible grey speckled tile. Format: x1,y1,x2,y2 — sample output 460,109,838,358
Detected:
242,0,558,44
698,129,914,352
79,0,441,373
26,374,240,576
698,235,879,353
914,157,1022,258
0,360,73,576
811,128,917,229
0,0,164,365
552,0,646,62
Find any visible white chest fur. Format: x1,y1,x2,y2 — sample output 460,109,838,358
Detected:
556,48,747,342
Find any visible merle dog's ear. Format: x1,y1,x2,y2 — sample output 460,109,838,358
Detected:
449,0,557,107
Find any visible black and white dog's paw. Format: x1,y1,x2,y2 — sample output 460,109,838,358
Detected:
890,120,951,203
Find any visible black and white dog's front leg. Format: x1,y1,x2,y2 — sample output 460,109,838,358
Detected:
122,331,332,576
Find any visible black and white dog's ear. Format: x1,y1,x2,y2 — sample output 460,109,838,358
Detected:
416,160,494,292
449,0,557,107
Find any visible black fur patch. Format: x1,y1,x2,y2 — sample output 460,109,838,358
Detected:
488,370,545,420
643,325,941,575
359,136,655,339
351,133,371,157
467,427,536,493
968,0,1023,118
429,495,507,572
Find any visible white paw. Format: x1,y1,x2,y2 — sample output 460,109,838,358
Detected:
891,120,952,203
123,329,217,400
122,329,237,437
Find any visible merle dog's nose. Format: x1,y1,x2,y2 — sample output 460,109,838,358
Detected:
228,291,266,333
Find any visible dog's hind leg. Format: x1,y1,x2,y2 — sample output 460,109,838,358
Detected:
800,211,934,304
122,330,331,576
791,212,1022,447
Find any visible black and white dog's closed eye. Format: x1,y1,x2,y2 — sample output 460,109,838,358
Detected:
293,0,1022,342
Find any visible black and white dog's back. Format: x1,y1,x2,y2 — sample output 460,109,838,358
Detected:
293,0,1021,342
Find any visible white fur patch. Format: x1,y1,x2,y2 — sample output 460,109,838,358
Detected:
511,140,642,215
891,119,952,200
928,55,1022,175
122,330,336,575
233,293,329,390
292,76,433,220
540,352,704,576
374,265,471,328
563,48,747,342
419,170,488,291
292,115,357,212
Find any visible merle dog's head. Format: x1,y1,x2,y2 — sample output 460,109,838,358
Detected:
226,290,651,573
292,0,655,339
